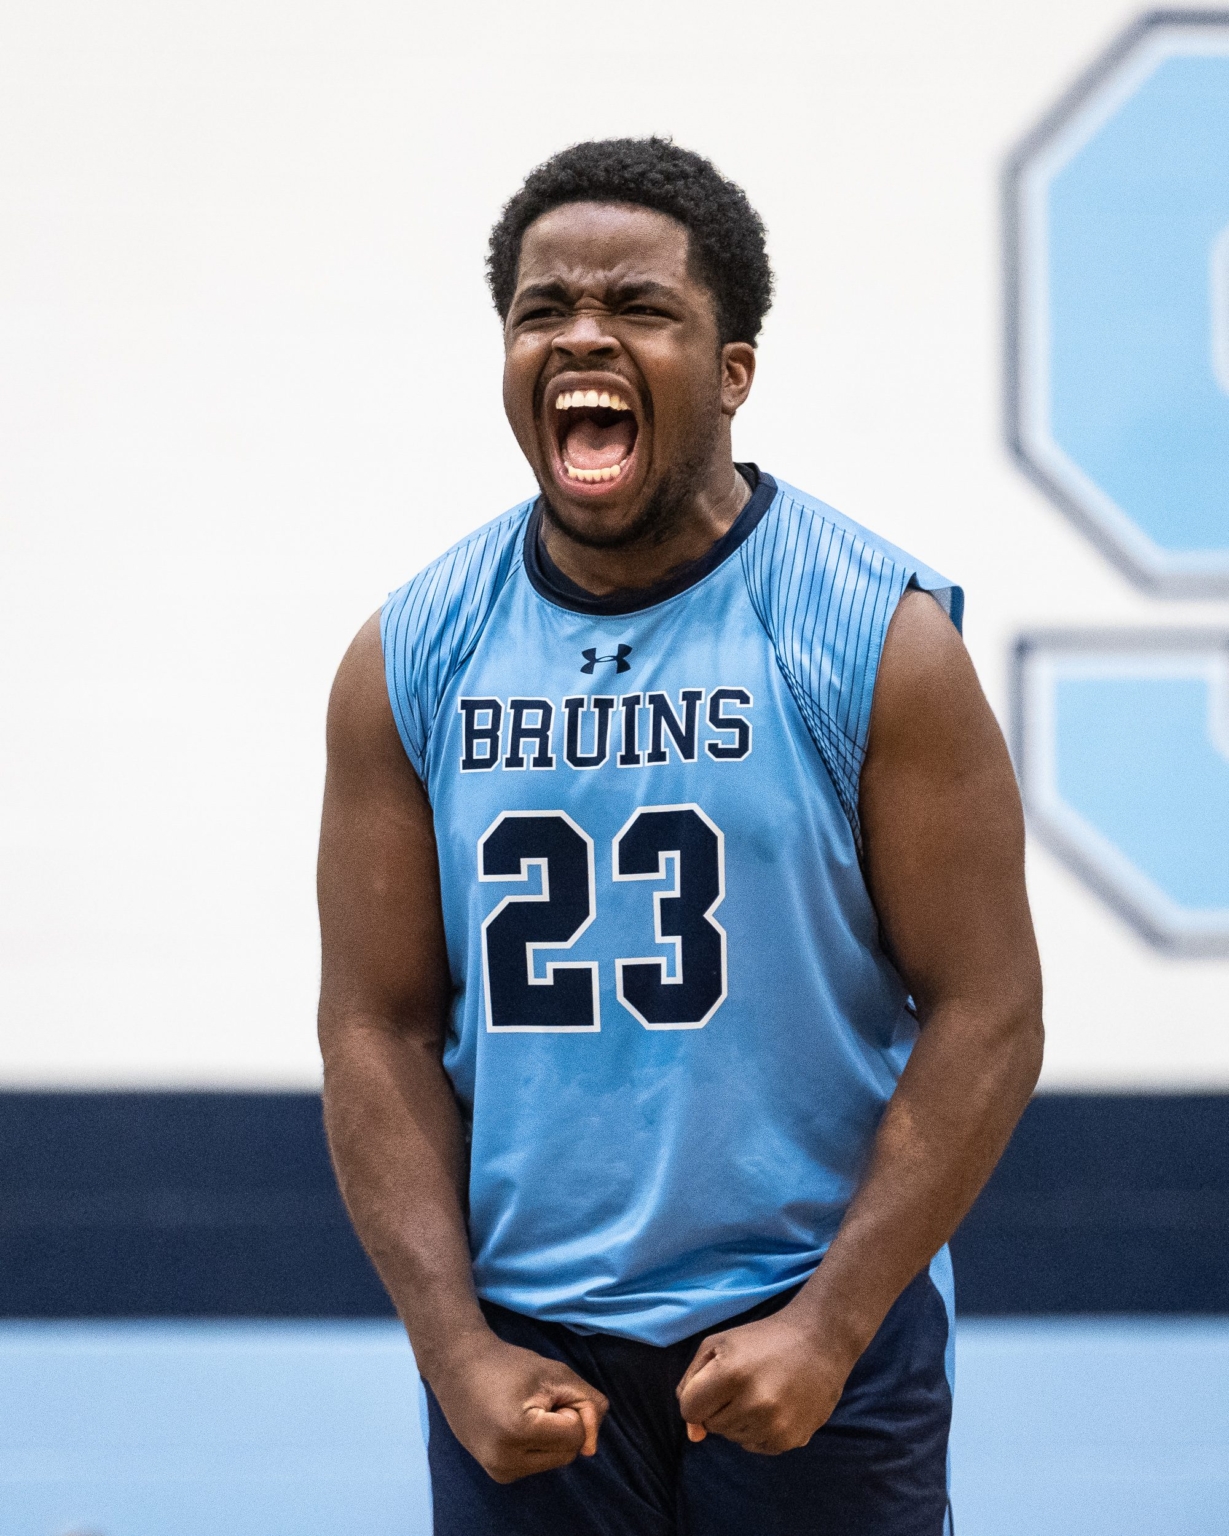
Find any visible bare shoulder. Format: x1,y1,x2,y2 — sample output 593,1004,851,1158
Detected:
318,609,443,1019
881,585,967,671
325,611,423,799
328,613,387,734
860,585,1024,907
327,611,402,757
860,590,1039,1021
867,588,999,772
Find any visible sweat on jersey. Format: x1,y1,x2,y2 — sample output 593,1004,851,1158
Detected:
381,468,963,1348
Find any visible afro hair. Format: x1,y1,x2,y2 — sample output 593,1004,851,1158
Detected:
487,137,773,347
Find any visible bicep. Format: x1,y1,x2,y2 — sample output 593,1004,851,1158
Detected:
317,613,450,1038
858,591,1040,1021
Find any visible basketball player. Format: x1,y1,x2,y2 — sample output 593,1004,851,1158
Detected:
317,139,1043,1534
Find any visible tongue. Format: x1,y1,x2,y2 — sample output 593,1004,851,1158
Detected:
564,415,636,471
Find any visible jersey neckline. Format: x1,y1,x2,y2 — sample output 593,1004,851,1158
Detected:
522,465,777,616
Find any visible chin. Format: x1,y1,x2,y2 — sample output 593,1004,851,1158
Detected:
541,491,647,550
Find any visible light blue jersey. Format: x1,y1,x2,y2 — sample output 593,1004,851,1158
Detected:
382,469,962,1347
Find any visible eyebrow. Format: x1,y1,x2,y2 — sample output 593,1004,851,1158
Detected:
513,278,681,308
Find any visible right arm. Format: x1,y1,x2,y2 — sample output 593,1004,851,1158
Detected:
317,614,607,1481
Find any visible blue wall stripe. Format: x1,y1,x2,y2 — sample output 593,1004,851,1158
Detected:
950,1093,1229,1314
0,1092,390,1318
1,1092,1225,1318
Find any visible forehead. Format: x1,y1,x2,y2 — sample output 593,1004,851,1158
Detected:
515,202,695,291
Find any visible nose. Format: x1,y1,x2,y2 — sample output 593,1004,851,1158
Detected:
552,309,619,361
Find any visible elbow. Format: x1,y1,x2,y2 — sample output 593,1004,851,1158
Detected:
1019,1011,1045,1095
1005,979,1045,1096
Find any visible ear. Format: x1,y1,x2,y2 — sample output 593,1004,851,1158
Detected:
720,342,756,416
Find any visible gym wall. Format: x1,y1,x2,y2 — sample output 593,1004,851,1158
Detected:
2,0,1226,1316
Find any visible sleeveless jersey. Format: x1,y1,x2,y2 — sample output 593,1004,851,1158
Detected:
382,469,963,1347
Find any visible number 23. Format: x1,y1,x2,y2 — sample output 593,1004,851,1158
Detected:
478,804,727,1032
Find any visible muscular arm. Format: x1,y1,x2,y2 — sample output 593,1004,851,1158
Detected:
677,589,1044,1451
318,615,607,1480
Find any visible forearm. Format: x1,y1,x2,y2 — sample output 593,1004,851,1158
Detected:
320,1012,488,1380
789,997,1043,1361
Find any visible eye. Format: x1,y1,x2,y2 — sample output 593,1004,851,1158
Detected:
622,303,668,317
516,303,566,324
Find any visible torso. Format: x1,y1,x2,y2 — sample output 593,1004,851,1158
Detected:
382,469,962,1345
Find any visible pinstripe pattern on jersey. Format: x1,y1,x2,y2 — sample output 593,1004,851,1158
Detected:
380,500,532,790
741,482,957,848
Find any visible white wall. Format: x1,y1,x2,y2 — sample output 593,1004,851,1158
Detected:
2,0,1226,1087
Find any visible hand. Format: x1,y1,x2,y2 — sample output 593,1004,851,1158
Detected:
675,1304,854,1455
428,1329,609,1484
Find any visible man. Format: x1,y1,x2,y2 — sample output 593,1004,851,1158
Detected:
318,138,1043,1535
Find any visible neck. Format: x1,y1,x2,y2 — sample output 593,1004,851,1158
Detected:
540,457,750,597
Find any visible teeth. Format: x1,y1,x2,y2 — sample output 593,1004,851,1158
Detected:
553,389,631,412
564,458,628,483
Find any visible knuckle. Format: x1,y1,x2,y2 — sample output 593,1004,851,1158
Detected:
770,1419,811,1453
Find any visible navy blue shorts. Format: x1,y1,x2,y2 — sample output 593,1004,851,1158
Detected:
425,1268,953,1535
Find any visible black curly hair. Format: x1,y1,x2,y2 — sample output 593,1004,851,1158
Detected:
487,137,773,347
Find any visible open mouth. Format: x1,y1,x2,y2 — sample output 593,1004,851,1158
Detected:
551,387,640,488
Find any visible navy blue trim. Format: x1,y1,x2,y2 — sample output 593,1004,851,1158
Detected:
524,465,776,615
2,1092,1226,1317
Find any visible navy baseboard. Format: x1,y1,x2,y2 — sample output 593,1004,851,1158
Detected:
950,1093,1229,1314
0,1092,391,1318
1,1091,1226,1317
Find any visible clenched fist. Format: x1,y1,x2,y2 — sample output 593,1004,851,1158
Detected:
675,1305,853,1455
429,1331,609,1484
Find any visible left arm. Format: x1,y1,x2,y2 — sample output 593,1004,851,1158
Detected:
677,588,1044,1452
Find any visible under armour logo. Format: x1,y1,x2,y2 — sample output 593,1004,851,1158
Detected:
580,644,633,675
